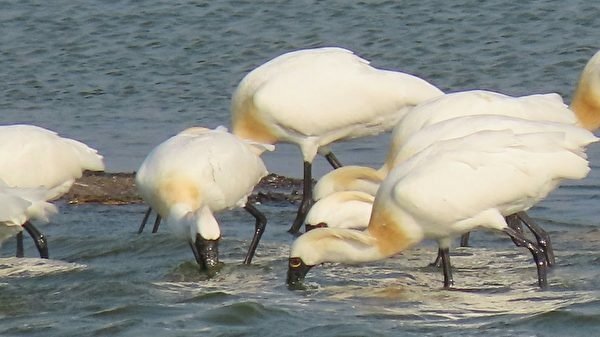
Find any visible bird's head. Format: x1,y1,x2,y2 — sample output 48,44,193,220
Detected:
188,205,223,276
305,222,328,232
193,233,222,276
286,227,377,289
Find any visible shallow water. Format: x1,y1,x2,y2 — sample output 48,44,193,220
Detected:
1,0,600,336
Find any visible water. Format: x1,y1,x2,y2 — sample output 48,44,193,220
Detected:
1,0,599,336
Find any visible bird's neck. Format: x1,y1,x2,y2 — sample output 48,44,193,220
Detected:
293,227,412,266
571,56,600,132
167,204,220,241
320,230,390,264
571,84,600,131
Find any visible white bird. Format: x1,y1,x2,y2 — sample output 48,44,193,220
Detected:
313,54,600,258
316,90,599,201
287,128,598,289
230,47,444,233
0,124,105,258
312,115,598,266
135,126,273,272
304,190,374,232
314,49,600,201
314,114,594,210
311,92,587,250
0,180,57,251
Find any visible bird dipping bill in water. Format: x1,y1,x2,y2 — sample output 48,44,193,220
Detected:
287,127,598,289
135,126,273,274
230,47,444,234
313,49,600,248
307,114,599,272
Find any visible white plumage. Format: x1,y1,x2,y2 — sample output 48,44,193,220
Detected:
304,190,374,231
314,49,600,201
0,180,57,245
0,124,105,200
0,124,105,257
311,115,593,233
135,126,272,270
288,128,598,288
231,47,443,232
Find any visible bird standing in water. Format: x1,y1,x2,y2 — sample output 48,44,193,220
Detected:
230,47,443,234
135,126,273,273
288,128,597,289
0,124,105,258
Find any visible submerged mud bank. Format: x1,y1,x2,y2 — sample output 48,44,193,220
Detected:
62,171,306,205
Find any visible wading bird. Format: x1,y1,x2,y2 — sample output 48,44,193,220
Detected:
0,124,105,258
310,115,598,266
288,128,597,289
0,181,57,254
135,126,272,273
230,47,443,234
304,190,374,232
313,49,600,245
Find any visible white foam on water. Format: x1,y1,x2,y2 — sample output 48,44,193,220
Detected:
0,257,86,278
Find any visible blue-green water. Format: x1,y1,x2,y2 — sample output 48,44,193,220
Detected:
1,1,600,336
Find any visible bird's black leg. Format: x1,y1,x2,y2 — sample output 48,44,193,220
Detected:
22,221,48,259
459,232,471,247
439,247,454,288
517,211,554,267
505,213,553,267
324,151,343,169
460,213,527,248
189,241,201,266
288,161,314,234
505,213,524,246
429,247,443,268
503,226,547,288
151,214,162,233
137,207,153,234
16,231,24,257
242,203,267,264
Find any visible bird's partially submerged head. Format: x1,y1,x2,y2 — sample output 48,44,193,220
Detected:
193,234,222,276
286,256,314,289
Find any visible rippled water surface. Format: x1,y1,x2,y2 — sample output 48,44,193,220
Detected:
1,1,600,336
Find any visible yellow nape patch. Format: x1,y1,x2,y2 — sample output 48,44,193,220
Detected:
158,176,202,209
342,191,375,203
232,102,279,144
368,208,415,257
571,86,600,131
341,167,383,183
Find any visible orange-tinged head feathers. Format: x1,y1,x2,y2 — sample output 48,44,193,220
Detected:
367,205,420,257
231,99,279,144
570,50,600,131
156,175,202,216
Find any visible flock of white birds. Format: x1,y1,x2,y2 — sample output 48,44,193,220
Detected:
1,47,599,290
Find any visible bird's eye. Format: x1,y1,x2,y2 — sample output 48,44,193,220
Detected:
289,257,302,268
